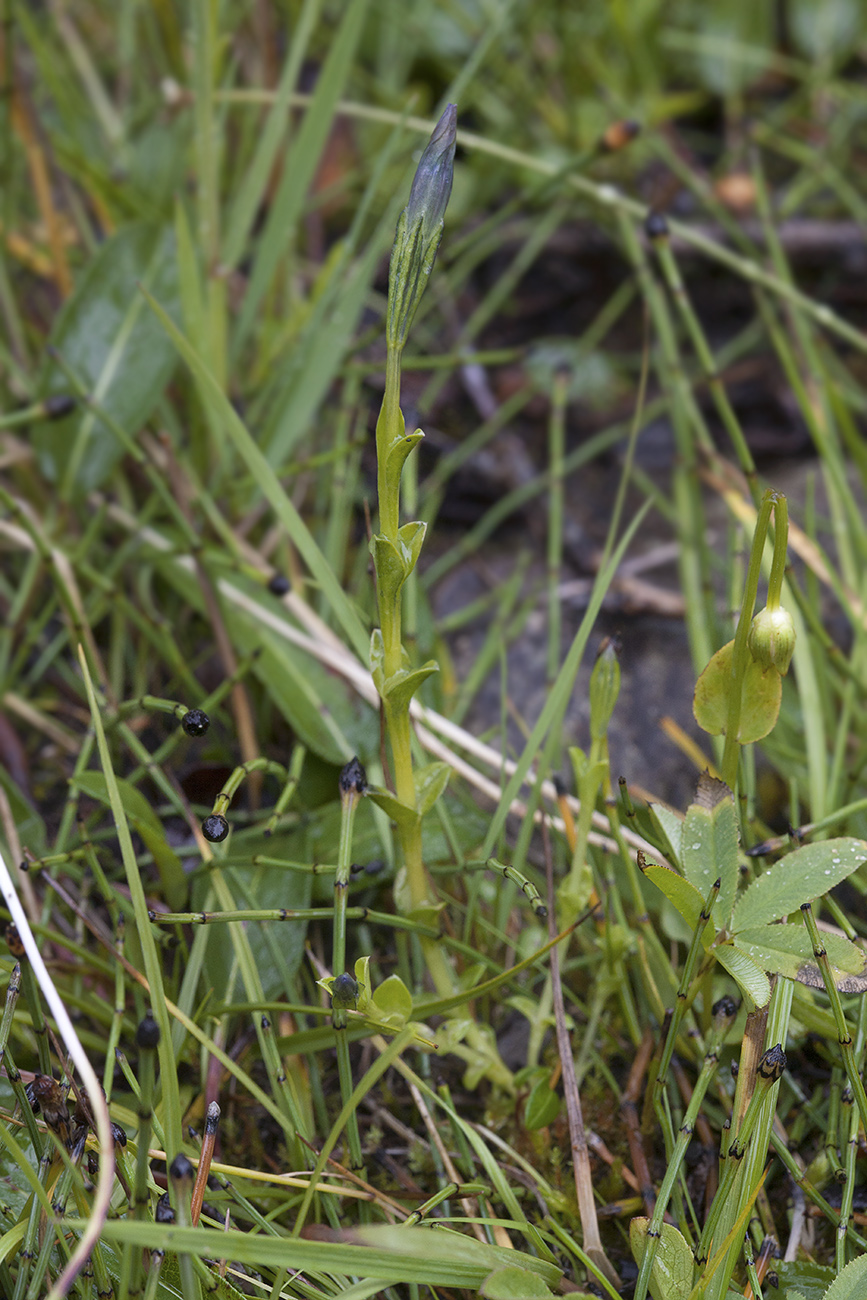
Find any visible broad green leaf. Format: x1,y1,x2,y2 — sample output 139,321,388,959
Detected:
36,223,179,495
642,862,714,946
648,802,683,866
714,943,771,1008
524,1078,561,1131
681,774,739,926
479,1265,558,1300
731,838,867,934
629,1219,693,1300
773,1259,834,1300
734,924,866,988
693,639,782,743
73,769,186,910
415,761,451,816
372,974,413,1024
824,1252,867,1300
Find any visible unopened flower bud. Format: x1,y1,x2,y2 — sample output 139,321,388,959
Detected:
589,635,621,742
748,605,796,675
387,105,457,352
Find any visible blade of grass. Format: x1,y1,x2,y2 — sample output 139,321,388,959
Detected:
232,0,370,357
139,287,370,661
481,498,650,860
76,644,182,1161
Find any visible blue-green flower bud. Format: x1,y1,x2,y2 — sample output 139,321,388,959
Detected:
387,105,457,352
747,605,796,675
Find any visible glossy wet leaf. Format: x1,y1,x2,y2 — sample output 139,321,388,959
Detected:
773,1260,835,1300
714,943,771,1008
731,838,867,933
648,802,683,866
681,774,739,926
734,924,866,986
36,223,179,495
629,1219,693,1300
693,639,782,743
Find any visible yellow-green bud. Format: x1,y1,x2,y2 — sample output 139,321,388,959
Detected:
589,635,621,742
748,605,796,675
387,104,457,352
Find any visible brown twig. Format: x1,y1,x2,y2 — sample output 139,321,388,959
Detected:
541,816,619,1288
620,1027,657,1218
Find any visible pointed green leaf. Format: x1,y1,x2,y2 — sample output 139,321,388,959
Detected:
383,429,424,506
642,862,714,946
524,1079,561,1132
648,802,684,866
397,518,427,574
732,838,867,934
681,774,739,926
714,943,771,1008
693,639,782,742
366,786,419,831
629,1219,693,1300
734,924,866,988
381,661,439,714
371,532,409,615
415,760,451,816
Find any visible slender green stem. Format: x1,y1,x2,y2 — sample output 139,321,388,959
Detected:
800,902,867,1137
655,877,720,1102
696,1043,787,1268
169,1156,202,1300
633,996,737,1300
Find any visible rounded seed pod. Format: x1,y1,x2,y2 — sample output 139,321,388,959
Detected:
644,210,669,239
136,1010,161,1050
331,972,359,1011
202,814,229,843
182,708,210,737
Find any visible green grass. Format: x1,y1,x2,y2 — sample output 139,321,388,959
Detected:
4,3,867,1298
